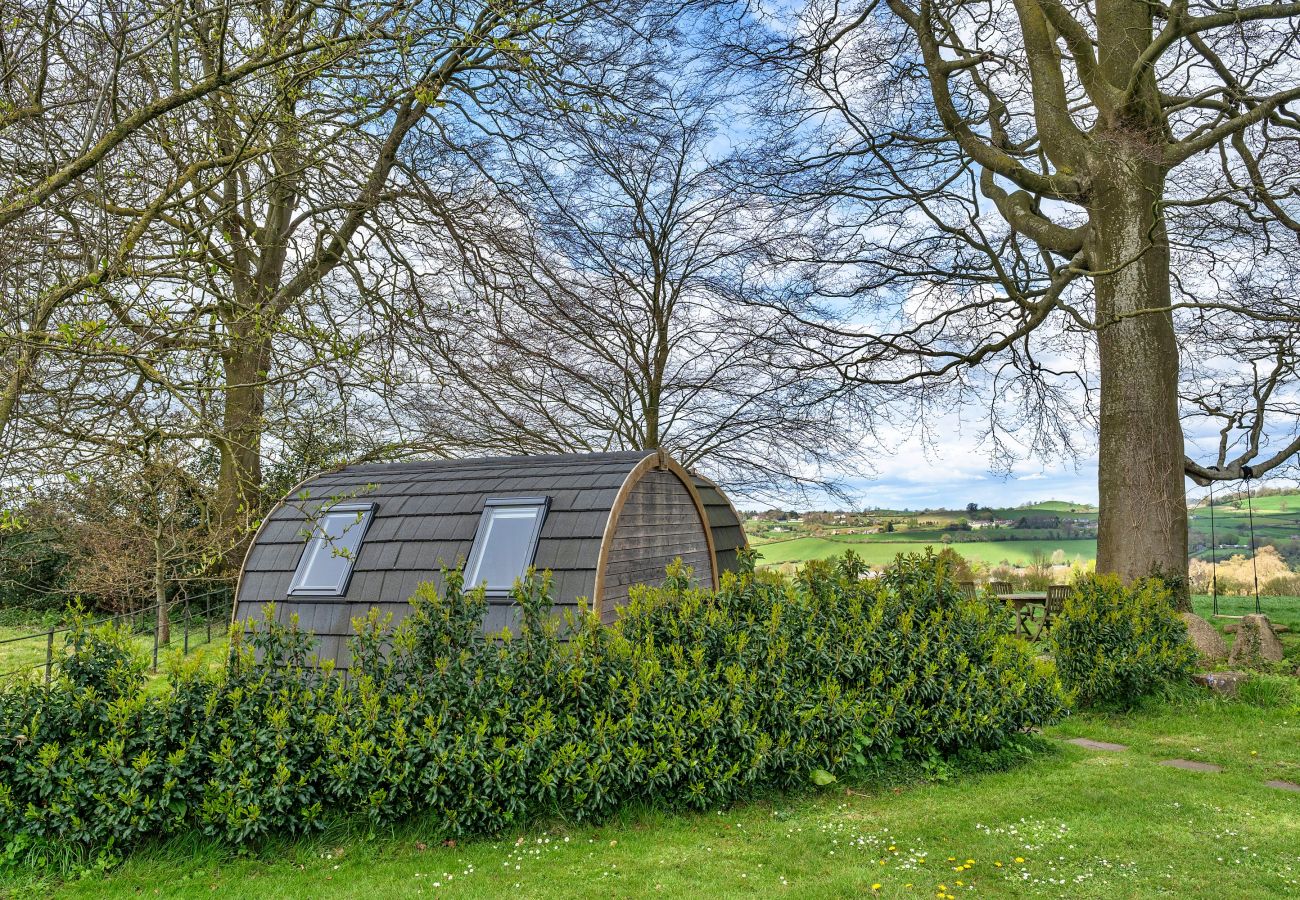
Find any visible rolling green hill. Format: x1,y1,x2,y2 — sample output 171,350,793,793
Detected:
1188,489,1300,560
751,490,1300,570
755,536,1097,568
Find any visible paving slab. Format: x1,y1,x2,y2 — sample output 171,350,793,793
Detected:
1159,759,1223,773
1265,780,1300,793
1065,738,1128,752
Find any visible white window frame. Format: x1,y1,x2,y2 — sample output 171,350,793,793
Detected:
288,502,376,597
464,497,550,597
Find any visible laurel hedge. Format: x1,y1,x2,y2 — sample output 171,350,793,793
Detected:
1050,573,1199,708
0,552,1065,863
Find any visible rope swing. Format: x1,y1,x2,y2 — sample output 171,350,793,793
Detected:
1243,467,1262,615
1209,481,1219,618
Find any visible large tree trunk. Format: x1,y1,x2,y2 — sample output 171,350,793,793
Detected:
216,327,271,552
1089,148,1190,608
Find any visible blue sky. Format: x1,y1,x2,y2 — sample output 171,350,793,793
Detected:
829,429,1098,511
818,416,1297,513
848,459,1097,512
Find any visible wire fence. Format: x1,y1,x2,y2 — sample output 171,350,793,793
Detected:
0,587,233,682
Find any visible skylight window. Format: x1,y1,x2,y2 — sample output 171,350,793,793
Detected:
464,497,550,596
288,503,375,596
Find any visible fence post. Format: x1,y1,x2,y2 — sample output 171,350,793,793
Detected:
44,629,54,683
152,604,159,672
184,596,190,655
206,593,212,644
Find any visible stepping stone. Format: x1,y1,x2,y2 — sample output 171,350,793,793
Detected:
1265,780,1300,793
1160,759,1223,773
1066,738,1128,752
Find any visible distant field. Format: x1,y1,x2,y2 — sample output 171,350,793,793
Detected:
755,537,1097,568
857,500,1097,521
1188,491,1300,558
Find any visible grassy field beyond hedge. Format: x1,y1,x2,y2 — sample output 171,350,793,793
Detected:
31,694,1300,899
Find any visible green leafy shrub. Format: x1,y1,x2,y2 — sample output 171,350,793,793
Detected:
1050,574,1199,708
0,552,1065,867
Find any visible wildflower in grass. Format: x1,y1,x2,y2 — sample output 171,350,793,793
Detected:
872,884,882,892
1015,857,1025,863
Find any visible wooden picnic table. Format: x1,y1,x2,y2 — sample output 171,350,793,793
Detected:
1002,592,1048,638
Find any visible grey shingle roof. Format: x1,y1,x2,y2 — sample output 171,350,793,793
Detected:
692,473,750,574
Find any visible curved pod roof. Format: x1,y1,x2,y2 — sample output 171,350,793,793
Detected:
235,449,747,667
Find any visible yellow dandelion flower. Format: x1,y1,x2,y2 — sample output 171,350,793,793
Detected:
1015,857,1025,864
994,861,1002,868
872,885,882,892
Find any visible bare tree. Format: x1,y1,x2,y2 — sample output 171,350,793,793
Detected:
394,94,868,499
727,0,1300,598
0,0,385,443
3,0,702,559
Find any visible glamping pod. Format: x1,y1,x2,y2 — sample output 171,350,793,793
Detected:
234,449,747,668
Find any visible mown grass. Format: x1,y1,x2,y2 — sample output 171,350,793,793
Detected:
7,688,1297,900
1192,594,1300,633
0,622,229,684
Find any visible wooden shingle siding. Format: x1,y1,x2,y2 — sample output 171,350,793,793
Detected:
600,469,713,624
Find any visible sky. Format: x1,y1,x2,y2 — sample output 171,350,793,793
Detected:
812,413,1298,513
811,416,1097,509
830,427,1098,512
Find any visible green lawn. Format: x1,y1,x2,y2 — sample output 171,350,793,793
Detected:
1193,594,1300,634
23,692,1298,899
0,622,228,682
756,538,1097,568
